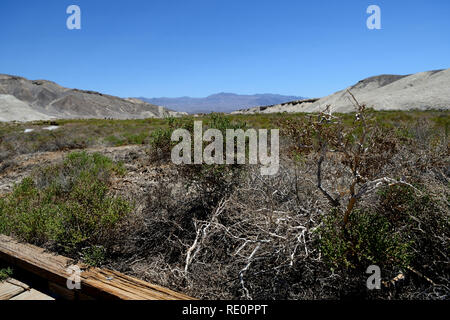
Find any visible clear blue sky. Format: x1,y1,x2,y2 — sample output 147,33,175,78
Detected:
1,0,449,98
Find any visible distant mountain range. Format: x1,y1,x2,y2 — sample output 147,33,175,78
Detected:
234,68,450,114
138,93,306,114
0,74,184,122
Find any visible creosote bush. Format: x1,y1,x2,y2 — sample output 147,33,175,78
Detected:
0,152,132,261
318,208,412,271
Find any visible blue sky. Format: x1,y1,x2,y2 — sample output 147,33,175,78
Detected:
1,0,449,98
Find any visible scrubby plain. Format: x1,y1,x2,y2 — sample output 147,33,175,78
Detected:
0,109,448,300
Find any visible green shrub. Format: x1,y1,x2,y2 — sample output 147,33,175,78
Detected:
318,209,411,271
177,114,248,203
148,113,249,217
105,135,127,146
377,184,433,225
376,184,449,285
148,127,174,162
0,152,132,256
0,267,13,281
123,132,149,145
81,245,107,267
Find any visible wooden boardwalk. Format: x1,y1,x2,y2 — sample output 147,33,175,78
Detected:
0,278,54,300
0,235,194,300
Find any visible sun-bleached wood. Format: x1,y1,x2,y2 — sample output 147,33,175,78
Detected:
0,235,194,300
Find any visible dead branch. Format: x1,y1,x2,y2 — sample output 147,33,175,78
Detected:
184,198,228,273
239,243,261,300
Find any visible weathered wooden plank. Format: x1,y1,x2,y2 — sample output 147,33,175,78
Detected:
5,278,30,290
0,235,74,289
10,288,54,300
82,269,194,300
0,235,195,300
0,280,25,300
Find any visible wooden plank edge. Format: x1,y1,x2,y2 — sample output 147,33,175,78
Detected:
0,235,195,300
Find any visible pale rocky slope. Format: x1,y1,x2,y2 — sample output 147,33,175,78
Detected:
233,69,450,114
0,74,185,122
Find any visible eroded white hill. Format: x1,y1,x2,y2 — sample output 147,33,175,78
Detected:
234,69,450,114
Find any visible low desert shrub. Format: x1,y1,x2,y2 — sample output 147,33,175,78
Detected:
0,267,13,281
80,245,107,267
317,209,412,271
148,127,174,162
148,114,248,206
0,152,132,258
377,184,449,296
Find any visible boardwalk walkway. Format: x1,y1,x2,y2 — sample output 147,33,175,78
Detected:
0,235,194,300
0,277,54,300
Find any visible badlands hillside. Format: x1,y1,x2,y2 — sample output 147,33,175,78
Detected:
0,74,183,122
234,69,450,114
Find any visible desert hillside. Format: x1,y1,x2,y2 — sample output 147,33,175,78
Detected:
0,74,184,122
234,69,450,114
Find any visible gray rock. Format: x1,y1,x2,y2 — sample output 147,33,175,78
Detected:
0,74,185,122
233,69,450,114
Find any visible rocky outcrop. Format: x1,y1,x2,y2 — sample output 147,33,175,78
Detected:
233,69,450,114
0,74,185,121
